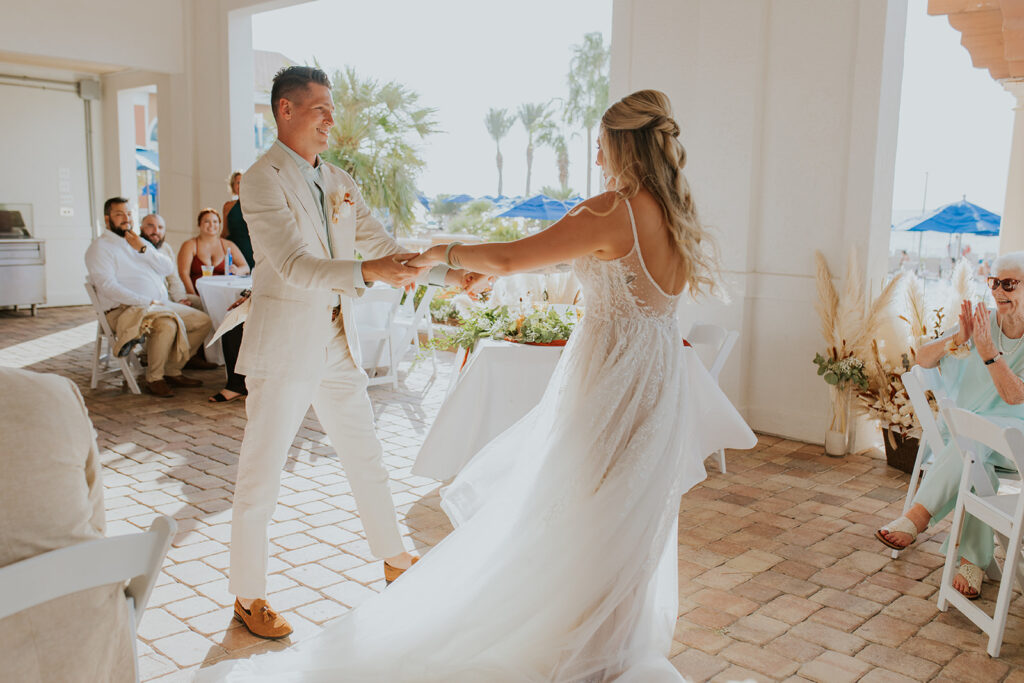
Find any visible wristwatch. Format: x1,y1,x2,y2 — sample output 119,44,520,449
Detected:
985,352,1002,365
138,244,147,254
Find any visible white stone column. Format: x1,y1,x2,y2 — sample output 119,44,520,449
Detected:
999,79,1024,255
609,0,907,442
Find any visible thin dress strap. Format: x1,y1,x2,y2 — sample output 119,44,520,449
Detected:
623,198,640,252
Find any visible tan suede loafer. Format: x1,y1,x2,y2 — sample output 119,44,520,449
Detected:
233,599,293,639
384,556,419,586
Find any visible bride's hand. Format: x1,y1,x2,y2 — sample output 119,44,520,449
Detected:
405,245,445,268
462,271,495,297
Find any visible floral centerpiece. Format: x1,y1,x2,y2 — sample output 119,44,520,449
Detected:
429,286,463,326
426,303,579,355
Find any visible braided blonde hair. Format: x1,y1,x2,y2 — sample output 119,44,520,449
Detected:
596,89,720,298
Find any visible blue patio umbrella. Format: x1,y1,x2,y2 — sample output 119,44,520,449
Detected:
135,147,159,172
893,198,1000,266
894,198,1000,236
440,194,474,205
497,194,582,220
416,193,431,210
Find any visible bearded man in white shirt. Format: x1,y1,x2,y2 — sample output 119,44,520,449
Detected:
84,197,212,398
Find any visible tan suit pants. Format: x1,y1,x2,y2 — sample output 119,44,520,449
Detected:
106,302,211,382
229,332,406,599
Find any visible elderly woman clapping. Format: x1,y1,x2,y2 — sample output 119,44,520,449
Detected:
876,252,1024,600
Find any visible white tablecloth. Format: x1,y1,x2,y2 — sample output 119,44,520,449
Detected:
412,339,563,481
195,275,251,365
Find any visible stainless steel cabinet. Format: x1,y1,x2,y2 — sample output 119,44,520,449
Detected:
0,238,46,315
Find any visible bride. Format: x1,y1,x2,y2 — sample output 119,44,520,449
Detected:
198,89,756,682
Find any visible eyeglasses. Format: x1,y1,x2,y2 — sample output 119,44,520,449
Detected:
988,277,1021,292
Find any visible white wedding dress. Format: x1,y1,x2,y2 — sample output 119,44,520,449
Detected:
198,200,756,682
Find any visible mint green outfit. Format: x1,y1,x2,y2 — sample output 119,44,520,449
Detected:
913,315,1023,568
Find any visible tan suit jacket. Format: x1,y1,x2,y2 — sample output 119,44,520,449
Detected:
236,143,402,381
0,368,133,683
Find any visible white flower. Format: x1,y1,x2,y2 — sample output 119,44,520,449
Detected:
328,190,355,224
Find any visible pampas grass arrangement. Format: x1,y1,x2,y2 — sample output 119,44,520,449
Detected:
813,249,905,453
814,249,904,363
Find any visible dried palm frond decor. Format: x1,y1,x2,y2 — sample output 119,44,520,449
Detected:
857,263,978,472
813,249,904,456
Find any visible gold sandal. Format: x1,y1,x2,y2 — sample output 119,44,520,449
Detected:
956,561,983,600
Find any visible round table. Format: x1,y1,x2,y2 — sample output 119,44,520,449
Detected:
412,339,564,481
195,275,251,365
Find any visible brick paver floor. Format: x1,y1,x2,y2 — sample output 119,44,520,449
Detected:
3,306,1024,682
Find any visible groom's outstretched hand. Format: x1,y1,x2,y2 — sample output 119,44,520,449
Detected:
362,252,426,289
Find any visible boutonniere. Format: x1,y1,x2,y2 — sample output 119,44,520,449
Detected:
329,190,356,224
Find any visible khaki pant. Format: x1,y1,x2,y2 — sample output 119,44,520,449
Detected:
106,302,211,382
229,333,405,599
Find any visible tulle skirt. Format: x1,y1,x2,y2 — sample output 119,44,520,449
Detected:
197,317,756,682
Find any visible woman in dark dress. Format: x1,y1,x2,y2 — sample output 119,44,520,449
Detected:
223,170,255,268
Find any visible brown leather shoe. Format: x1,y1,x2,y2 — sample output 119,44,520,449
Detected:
384,556,419,586
165,374,203,388
184,356,219,370
145,379,175,398
233,599,293,639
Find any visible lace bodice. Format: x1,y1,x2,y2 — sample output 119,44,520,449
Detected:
572,199,681,322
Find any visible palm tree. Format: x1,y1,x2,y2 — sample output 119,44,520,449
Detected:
518,102,551,196
322,66,440,235
484,108,516,196
565,32,610,196
540,184,576,201
538,121,571,195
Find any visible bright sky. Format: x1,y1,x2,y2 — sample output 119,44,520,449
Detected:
252,0,613,199
892,0,1014,219
253,0,1015,221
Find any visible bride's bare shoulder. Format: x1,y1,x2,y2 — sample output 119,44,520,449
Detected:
575,191,620,214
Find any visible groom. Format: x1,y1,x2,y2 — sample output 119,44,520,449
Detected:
230,65,484,638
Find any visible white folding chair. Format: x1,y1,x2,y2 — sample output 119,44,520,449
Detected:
895,366,949,558
0,516,175,682
84,279,143,394
898,366,1018,564
391,285,439,375
685,322,739,473
353,285,404,389
936,400,1024,657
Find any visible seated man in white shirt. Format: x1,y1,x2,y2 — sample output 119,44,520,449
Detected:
84,197,212,398
140,212,202,309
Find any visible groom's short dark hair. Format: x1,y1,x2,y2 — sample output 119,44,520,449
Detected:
271,66,331,121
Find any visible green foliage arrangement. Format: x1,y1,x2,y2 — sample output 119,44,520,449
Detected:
812,353,869,390
429,287,461,325
427,304,579,353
